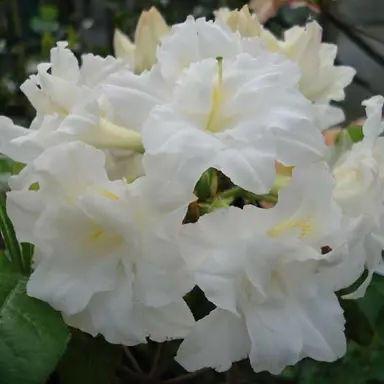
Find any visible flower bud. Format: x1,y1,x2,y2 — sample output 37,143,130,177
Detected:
225,5,261,37
134,6,169,73
113,29,136,67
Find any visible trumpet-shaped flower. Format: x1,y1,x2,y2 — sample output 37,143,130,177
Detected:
217,6,355,103
143,47,325,194
113,7,169,74
0,43,148,181
7,141,195,344
176,163,346,374
215,6,355,129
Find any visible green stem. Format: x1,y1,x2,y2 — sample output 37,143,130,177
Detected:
218,187,242,200
217,187,278,204
123,347,144,373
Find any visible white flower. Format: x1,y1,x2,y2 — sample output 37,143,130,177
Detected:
0,43,147,181
21,42,126,119
113,7,169,74
215,6,355,130
322,96,384,298
156,17,244,84
7,141,195,344
143,29,325,194
276,22,355,103
176,163,346,374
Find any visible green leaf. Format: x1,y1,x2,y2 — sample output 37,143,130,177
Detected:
57,331,121,384
0,193,24,274
0,250,13,273
347,125,364,143
341,299,374,346
0,272,70,383
12,161,25,176
0,155,13,174
194,168,218,200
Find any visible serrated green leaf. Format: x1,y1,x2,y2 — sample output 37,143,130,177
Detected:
57,331,121,384
0,272,69,383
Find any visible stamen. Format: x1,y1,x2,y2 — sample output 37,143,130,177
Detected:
216,56,223,87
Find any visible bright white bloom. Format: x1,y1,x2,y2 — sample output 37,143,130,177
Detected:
113,7,169,74
176,163,346,374
322,96,384,298
143,19,325,194
156,17,245,84
213,7,232,23
215,6,355,129
7,141,195,344
22,42,126,119
0,43,147,181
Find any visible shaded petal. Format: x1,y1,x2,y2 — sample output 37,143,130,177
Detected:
176,308,250,372
142,299,195,342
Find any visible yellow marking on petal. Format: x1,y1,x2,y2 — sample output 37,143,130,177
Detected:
100,189,119,200
268,218,314,239
90,227,104,241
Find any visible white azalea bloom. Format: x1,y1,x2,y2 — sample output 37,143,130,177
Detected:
215,6,355,129
322,95,384,298
113,7,169,74
0,43,147,181
21,42,126,118
7,141,195,344
156,17,245,84
176,163,346,374
278,22,355,103
143,42,325,194
0,90,145,182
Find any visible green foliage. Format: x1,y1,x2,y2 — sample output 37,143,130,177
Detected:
348,125,365,143
0,192,69,383
57,331,122,384
0,272,70,384
0,193,25,274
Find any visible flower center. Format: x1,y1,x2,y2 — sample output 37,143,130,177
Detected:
268,217,314,239
205,57,232,133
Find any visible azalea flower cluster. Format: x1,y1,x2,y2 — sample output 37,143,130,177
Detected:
1,5,384,375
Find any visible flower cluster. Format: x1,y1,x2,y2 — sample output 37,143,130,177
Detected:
1,5,383,375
